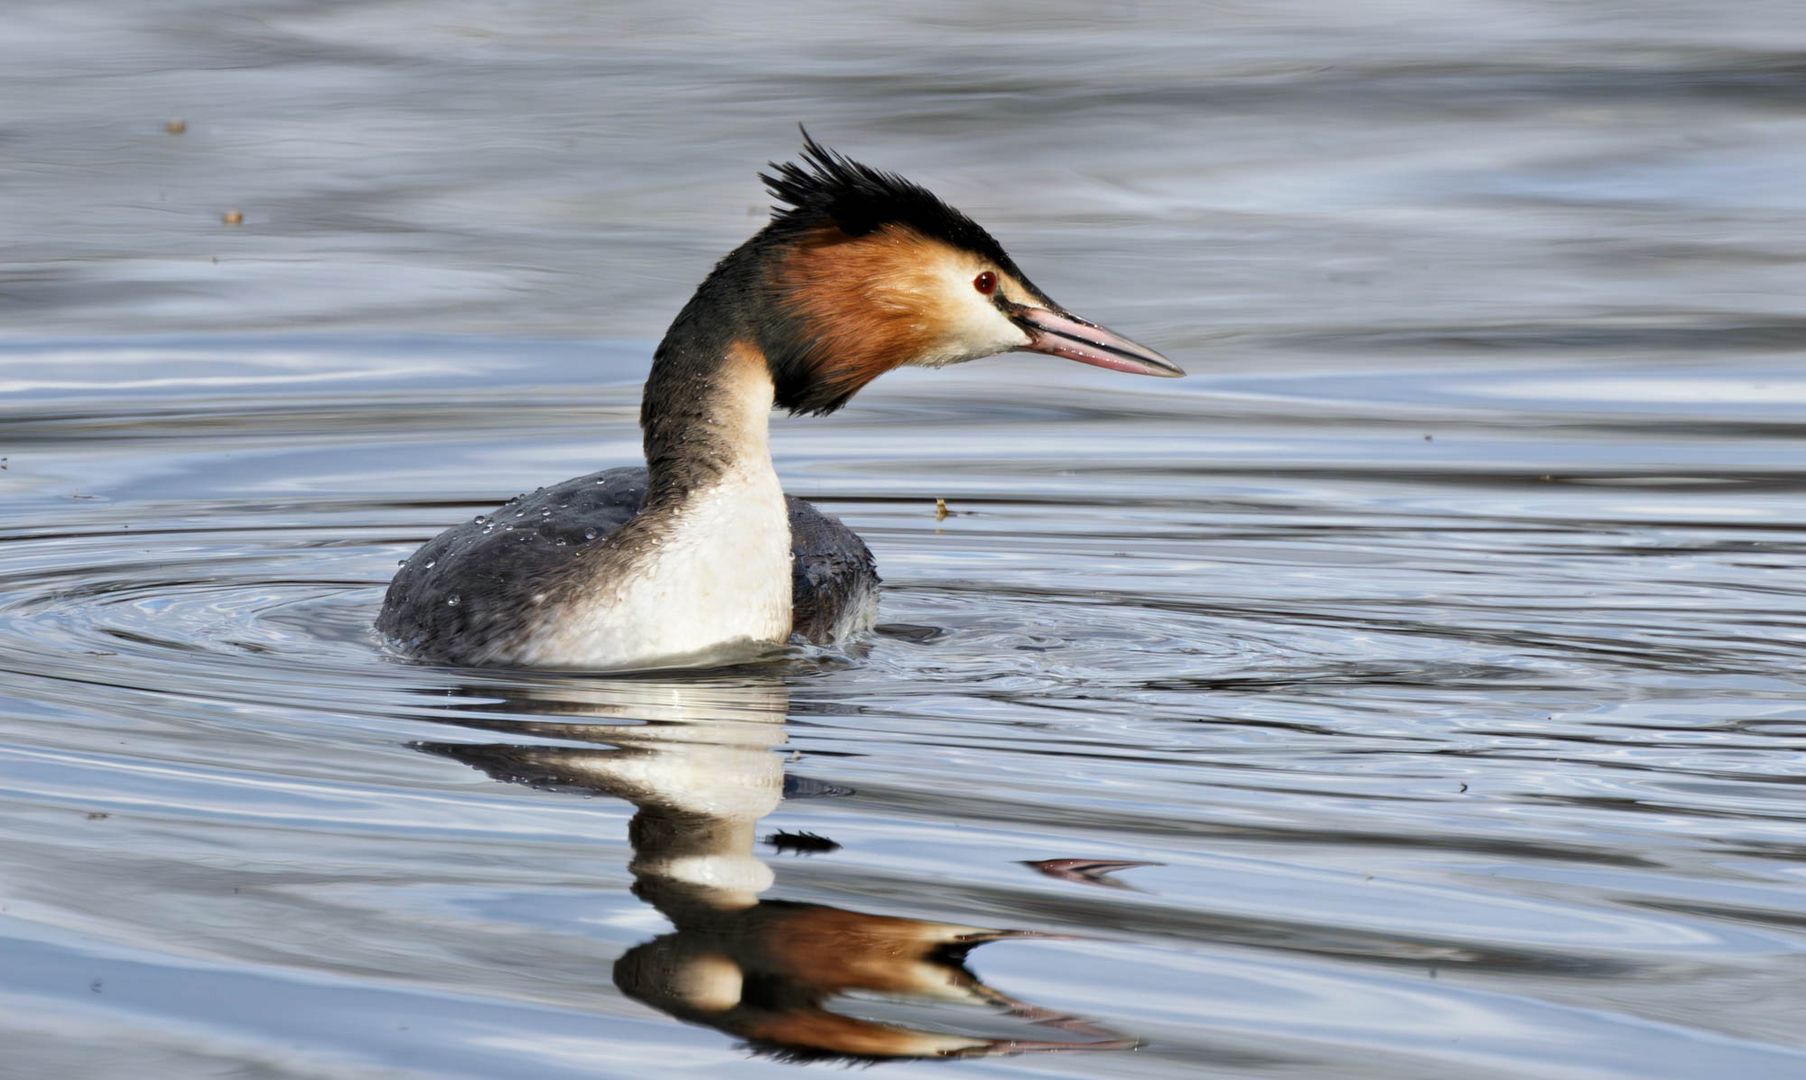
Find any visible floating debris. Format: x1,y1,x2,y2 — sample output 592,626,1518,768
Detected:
222,209,243,226
764,830,840,855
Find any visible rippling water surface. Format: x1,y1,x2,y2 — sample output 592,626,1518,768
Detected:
5,3,1806,1078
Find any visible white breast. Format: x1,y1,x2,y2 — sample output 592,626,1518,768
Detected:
507,460,791,670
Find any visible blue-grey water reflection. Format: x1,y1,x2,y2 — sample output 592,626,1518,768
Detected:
3,3,1806,1078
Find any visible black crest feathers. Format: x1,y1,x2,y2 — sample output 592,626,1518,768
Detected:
760,127,1011,265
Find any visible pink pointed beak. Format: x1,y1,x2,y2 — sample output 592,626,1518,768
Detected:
1013,306,1183,377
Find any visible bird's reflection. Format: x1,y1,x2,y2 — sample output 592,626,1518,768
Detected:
415,675,1134,1061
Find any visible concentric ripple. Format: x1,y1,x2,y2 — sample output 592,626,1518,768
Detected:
1,338,1804,1079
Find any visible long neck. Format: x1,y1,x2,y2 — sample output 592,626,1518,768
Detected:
641,255,777,507
642,338,776,504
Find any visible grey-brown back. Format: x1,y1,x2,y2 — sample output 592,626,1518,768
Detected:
377,466,878,665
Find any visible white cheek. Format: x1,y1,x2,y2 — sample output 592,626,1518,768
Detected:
911,270,1031,367
956,291,1033,356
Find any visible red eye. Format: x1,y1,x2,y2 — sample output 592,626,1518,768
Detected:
973,271,997,296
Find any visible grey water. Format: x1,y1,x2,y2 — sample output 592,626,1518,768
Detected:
3,2,1806,1077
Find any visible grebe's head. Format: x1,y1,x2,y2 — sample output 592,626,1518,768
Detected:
752,131,1181,415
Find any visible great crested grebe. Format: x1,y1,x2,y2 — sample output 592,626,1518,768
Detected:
379,133,1180,670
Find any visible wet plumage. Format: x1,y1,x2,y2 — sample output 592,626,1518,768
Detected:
378,467,878,664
